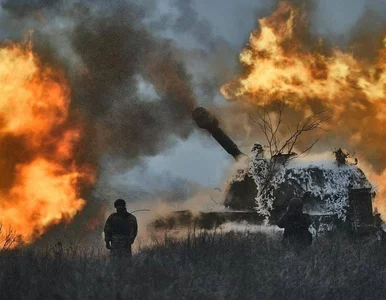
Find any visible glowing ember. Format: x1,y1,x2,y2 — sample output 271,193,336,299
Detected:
0,40,94,245
221,1,386,218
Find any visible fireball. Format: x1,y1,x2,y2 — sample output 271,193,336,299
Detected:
0,40,94,245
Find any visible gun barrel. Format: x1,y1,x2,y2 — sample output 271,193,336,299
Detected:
192,107,244,160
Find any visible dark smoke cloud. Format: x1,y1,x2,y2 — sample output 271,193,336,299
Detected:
68,3,196,164
1,0,61,16
1,0,197,168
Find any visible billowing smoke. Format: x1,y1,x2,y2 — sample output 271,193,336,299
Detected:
0,0,197,245
70,10,196,163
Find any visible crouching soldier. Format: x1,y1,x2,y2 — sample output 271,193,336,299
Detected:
277,197,312,250
104,199,138,258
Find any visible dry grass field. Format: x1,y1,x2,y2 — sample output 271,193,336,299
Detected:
1,230,386,300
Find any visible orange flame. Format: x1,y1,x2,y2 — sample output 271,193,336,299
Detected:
0,40,94,245
222,2,386,107
221,1,386,217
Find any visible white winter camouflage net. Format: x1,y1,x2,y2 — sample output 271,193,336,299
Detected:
246,153,373,220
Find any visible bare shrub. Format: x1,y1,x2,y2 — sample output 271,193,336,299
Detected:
249,103,329,215
0,222,18,250
250,102,329,160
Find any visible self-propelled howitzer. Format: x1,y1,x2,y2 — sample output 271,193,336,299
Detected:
150,107,382,236
190,107,382,236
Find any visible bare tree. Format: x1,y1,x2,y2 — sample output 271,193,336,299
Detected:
0,222,18,250
250,103,329,217
250,102,329,161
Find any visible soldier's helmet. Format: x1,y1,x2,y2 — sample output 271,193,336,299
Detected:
288,197,303,213
114,198,126,208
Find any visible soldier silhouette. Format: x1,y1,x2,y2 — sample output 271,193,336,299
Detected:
277,197,312,250
104,199,138,258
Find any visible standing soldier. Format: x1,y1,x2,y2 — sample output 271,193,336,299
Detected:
104,199,138,258
277,197,312,250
